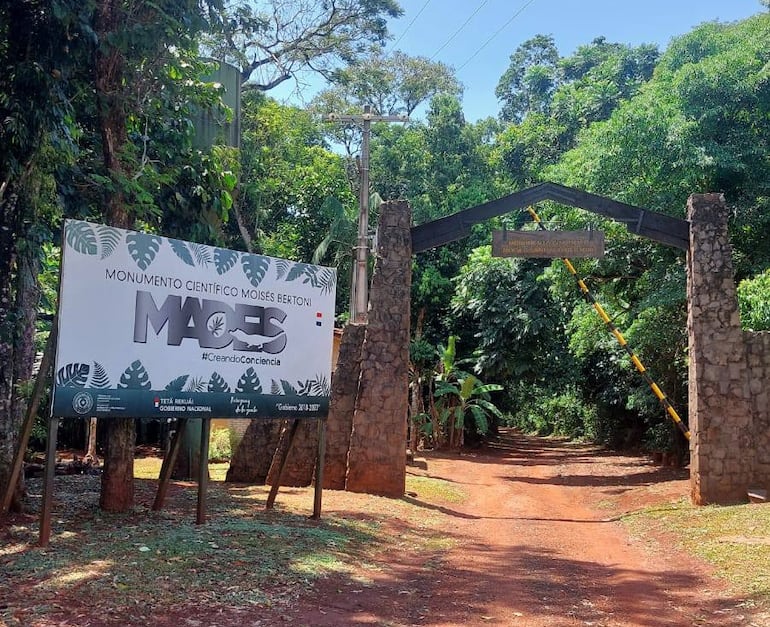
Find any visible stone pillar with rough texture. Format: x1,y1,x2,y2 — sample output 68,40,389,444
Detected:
345,201,411,497
323,323,365,489
746,333,770,489
687,194,754,504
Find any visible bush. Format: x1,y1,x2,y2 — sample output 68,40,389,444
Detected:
208,427,234,462
507,388,598,440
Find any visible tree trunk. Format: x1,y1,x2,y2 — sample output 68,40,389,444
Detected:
86,418,98,461
0,190,41,513
94,0,136,512
226,419,283,483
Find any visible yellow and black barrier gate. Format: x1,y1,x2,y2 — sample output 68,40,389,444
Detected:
527,206,691,441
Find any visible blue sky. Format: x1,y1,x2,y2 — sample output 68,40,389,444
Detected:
274,0,766,121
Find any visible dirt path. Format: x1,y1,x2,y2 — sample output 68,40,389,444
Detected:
276,430,754,626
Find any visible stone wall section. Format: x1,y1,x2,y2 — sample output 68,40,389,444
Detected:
322,323,365,489
745,332,770,485
345,201,411,497
687,193,756,504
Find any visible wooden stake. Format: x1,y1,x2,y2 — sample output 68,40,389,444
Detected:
312,418,326,519
38,417,59,547
152,418,187,511
196,418,211,525
2,325,57,516
265,419,301,510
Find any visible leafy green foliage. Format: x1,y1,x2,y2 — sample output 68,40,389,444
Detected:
738,270,770,331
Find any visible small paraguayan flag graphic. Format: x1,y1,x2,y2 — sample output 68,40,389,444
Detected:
315,312,323,327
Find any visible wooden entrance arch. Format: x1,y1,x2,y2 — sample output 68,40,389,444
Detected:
410,183,770,505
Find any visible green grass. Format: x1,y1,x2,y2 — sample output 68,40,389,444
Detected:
1,465,464,626
627,499,770,598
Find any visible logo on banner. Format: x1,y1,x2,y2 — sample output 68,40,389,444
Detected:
72,391,95,415
133,291,287,354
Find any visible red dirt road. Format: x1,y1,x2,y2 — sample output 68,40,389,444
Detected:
275,430,759,626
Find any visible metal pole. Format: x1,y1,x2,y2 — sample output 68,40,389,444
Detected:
354,105,372,323
324,107,408,323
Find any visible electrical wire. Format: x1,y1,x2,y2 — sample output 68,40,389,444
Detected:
429,0,489,61
388,0,433,53
457,0,538,71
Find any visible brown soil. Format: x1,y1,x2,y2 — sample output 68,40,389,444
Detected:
4,429,765,626
257,429,758,626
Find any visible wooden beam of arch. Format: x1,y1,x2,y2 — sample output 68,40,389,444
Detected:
410,182,689,253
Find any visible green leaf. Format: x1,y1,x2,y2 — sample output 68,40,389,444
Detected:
242,253,270,287
127,233,161,270
220,190,233,211
66,222,97,255
119,360,152,390
170,240,195,266
165,375,189,391
186,376,206,392
222,171,237,190
56,363,90,388
214,249,238,275
281,380,298,395
236,367,262,393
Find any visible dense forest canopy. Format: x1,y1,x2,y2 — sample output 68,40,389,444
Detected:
2,0,770,510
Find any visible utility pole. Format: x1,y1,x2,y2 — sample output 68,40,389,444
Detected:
326,105,407,322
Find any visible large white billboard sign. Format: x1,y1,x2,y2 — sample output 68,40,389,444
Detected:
52,220,336,419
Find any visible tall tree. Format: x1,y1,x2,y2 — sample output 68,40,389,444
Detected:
203,0,402,88
495,34,559,123
88,0,218,511
0,0,78,511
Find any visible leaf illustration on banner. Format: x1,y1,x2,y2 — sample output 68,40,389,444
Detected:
126,233,161,270
242,253,270,287
97,225,122,260
275,259,290,280
56,363,90,388
164,375,189,391
286,262,310,283
189,242,212,266
298,374,330,396
118,360,152,389
281,379,298,395
66,221,98,255
91,362,111,389
208,372,230,393
236,367,262,393
207,314,225,337
185,376,206,392
169,239,195,266
214,248,238,275
270,379,281,395
318,268,337,295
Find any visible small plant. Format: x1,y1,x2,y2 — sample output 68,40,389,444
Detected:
208,427,233,462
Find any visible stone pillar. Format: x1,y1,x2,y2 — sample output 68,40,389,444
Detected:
345,201,411,497
687,194,754,504
746,333,770,488
323,323,365,489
